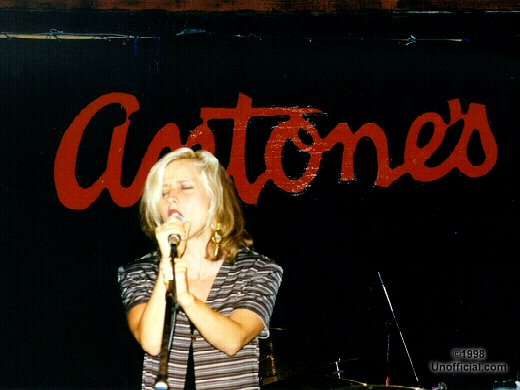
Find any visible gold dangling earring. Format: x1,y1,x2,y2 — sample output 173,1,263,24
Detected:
211,222,222,258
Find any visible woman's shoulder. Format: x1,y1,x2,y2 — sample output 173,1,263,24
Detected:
236,246,269,261
234,247,282,270
118,251,159,274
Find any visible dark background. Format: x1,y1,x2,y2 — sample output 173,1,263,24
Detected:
1,9,518,390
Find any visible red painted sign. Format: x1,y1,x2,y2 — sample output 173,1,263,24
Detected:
54,92,498,209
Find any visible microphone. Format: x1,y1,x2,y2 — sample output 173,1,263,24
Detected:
153,213,186,390
168,233,180,261
168,234,181,246
167,212,186,247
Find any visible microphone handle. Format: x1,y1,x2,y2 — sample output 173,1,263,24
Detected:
170,242,178,260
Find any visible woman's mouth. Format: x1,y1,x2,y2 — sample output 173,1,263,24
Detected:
168,209,187,222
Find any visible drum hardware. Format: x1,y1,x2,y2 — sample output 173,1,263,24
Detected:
259,327,305,386
333,359,343,379
260,337,282,385
316,356,376,383
432,382,447,390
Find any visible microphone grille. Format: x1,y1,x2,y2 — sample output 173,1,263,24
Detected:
168,234,181,245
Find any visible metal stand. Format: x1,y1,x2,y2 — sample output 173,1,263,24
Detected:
154,244,179,390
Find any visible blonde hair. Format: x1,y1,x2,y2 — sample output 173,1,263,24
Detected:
140,147,253,261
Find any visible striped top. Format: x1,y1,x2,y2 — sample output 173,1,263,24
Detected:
118,247,283,390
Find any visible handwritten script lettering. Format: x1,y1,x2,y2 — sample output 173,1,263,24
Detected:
54,92,497,209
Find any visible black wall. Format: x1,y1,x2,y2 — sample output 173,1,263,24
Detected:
1,10,518,390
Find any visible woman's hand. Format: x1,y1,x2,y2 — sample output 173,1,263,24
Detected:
157,254,195,307
174,258,196,308
155,215,190,289
155,215,190,260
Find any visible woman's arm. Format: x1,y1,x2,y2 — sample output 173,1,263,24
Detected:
126,267,169,356
183,297,265,356
174,257,277,356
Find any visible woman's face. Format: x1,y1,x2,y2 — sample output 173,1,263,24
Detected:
159,159,212,239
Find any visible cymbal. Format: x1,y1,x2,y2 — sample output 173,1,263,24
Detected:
346,386,427,390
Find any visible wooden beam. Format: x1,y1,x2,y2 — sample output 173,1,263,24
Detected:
0,0,519,12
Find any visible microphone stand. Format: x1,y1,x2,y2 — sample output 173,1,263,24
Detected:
377,272,420,387
154,243,180,390
385,320,391,386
